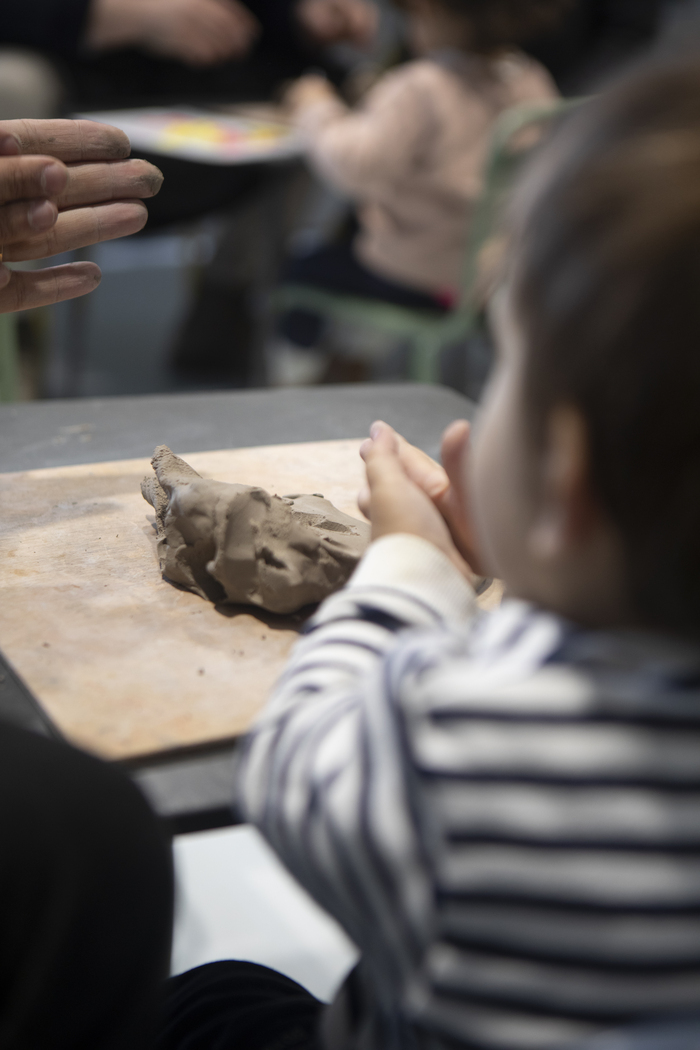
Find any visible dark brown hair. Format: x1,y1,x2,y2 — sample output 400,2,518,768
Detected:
395,0,572,52
510,56,700,637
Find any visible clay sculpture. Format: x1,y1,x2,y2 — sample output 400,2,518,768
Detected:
141,445,370,614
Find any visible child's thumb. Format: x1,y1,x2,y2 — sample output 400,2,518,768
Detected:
363,427,405,492
360,420,399,465
368,419,399,452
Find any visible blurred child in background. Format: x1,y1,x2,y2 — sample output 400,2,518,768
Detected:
272,0,570,381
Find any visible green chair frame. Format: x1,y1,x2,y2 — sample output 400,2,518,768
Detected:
0,313,20,403
272,98,576,384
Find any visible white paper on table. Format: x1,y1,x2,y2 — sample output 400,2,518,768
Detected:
77,106,304,165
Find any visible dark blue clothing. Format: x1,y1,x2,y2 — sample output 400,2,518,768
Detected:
0,721,173,1049
157,961,323,1050
0,0,91,55
279,241,447,348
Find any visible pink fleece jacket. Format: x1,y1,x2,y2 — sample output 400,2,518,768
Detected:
295,49,557,295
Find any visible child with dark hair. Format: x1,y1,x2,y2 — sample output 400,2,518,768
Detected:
224,53,700,1050
271,0,568,380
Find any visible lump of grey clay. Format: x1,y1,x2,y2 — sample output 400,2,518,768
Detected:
141,445,370,615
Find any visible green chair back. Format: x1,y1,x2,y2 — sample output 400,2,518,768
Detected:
274,96,580,384
459,97,582,320
0,313,20,402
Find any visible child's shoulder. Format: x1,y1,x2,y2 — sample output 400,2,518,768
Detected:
357,57,475,125
363,54,500,122
376,53,490,96
367,56,461,102
371,50,557,111
380,600,577,728
392,597,700,726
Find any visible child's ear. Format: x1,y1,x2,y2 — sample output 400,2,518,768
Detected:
527,404,598,563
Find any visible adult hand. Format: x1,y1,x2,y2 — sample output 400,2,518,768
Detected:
359,420,475,581
296,0,378,47
0,119,163,313
359,419,485,575
87,0,260,66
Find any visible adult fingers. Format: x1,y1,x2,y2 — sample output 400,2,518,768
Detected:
158,0,258,65
356,2,378,43
159,19,232,66
221,0,261,48
56,159,163,209
5,199,148,261
0,261,101,313
0,119,131,162
0,155,67,249
342,0,377,45
201,0,259,49
0,198,58,246
184,11,257,64
0,155,67,206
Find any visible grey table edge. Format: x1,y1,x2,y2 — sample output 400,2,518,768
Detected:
0,383,476,834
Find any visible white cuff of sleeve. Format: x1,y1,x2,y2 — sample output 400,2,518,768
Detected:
348,534,476,623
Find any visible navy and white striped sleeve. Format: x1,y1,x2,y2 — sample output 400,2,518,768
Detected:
237,534,476,978
237,536,700,1050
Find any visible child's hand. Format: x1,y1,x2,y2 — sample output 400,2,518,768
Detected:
359,421,475,581
359,420,485,575
283,75,338,115
435,420,485,575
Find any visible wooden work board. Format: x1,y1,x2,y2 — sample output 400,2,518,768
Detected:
0,440,368,762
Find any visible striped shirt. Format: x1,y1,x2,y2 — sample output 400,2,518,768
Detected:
238,534,700,1050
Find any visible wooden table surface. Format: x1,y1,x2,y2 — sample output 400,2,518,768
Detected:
0,439,367,761
0,384,478,830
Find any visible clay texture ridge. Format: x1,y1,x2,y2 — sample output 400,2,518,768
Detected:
141,446,370,614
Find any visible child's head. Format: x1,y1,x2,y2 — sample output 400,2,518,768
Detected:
398,0,571,56
470,57,700,638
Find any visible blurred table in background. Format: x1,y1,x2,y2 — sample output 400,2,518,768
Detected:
0,383,475,832
79,106,302,166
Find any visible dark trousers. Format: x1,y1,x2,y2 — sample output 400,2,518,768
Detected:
158,961,324,1050
278,241,447,348
0,722,322,1050
0,722,173,1050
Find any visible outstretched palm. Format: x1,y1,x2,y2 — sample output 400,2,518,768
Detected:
0,119,163,313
